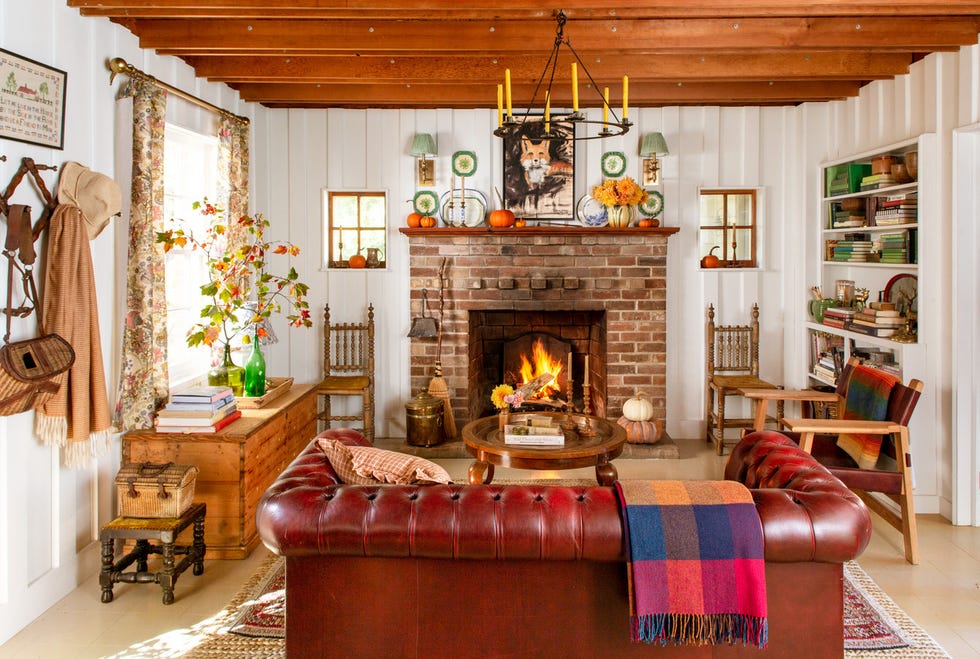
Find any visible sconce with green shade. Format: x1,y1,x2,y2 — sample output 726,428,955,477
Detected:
410,133,437,187
639,132,669,186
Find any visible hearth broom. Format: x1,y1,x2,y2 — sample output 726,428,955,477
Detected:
428,258,457,439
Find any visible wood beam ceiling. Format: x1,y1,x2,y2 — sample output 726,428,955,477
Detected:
67,1,980,107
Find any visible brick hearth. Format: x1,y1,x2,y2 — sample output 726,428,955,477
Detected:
402,226,678,431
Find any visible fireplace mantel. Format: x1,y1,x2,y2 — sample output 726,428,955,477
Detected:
400,226,680,238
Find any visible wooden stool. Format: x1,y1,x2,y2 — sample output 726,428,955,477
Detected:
99,502,206,605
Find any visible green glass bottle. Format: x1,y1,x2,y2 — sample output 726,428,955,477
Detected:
208,343,245,397
243,329,267,397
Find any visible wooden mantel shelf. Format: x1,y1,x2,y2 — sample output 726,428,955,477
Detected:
399,226,680,238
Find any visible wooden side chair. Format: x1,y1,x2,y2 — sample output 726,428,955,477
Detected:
318,303,375,443
705,303,783,455
742,357,923,564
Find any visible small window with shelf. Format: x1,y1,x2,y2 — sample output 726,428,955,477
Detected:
698,188,758,268
323,190,387,269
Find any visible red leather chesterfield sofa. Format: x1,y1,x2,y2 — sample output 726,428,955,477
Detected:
257,429,871,658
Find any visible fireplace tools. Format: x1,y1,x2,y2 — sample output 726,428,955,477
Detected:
427,258,457,439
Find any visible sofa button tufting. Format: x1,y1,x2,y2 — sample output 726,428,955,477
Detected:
493,493,501,501
367,492,377,501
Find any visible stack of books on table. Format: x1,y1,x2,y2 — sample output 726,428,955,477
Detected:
847,303,906,338
821,306,856,329
874,193,917,226
503,415,565,446
154,386,241,433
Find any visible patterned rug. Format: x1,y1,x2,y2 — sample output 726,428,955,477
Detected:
185,556,948,657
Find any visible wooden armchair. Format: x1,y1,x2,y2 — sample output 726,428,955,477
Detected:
318,303,375,442
741,357,923,564
705,303,783,455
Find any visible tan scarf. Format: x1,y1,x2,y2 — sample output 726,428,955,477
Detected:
35,204,112,467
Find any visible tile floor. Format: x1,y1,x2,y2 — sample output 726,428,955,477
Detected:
1,437,978,658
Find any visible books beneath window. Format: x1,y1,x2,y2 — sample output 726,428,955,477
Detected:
155,386,241,433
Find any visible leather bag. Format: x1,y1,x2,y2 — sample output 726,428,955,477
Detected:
0,205,74,416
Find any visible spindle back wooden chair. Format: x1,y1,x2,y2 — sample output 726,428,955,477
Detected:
318,303,375,442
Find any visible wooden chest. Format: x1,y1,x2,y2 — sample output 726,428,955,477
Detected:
122,383,317,559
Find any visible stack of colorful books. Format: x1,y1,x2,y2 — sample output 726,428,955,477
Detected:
831,238,873,262
848,303,906,338
874,193,917,226
878,231,911,264
821,306,856,329
860,173,897,191
154,386,241,433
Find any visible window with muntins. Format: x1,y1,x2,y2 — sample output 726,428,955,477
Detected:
323,190,387,268
699,189,759,268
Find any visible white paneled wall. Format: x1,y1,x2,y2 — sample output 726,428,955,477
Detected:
2,2,978,643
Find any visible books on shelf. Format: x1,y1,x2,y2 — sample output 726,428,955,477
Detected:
153,409,242,434
830,239,873,262
860,173,897,191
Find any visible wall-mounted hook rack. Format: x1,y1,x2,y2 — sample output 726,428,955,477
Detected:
0,158,58,241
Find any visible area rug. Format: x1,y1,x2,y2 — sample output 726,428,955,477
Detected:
188,556,948,657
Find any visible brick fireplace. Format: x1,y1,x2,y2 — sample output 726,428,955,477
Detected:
402,225,678,433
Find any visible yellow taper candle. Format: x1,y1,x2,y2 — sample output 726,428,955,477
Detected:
571,62,579,112
567,352,572,386
504,69,513,119
603,87,609,124
497,84,503,127
544,90,551,134
623,75,629,120
584,355,590,386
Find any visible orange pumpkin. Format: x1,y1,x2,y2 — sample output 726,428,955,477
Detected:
700,245,721,268
637,218,654,228
406,212,423,228
348,253,367,268
419,215,437,228
489,208,516,228
514,218,527,228
617,416,663,444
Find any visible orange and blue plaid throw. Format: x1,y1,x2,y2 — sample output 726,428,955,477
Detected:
615,480,768,648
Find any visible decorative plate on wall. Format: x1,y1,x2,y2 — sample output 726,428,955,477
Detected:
439,189,487,227
452,151,478,177
639,190,664,217
600,151,627,178
412,190,439,216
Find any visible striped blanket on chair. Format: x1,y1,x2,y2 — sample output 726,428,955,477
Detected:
614,480,768,648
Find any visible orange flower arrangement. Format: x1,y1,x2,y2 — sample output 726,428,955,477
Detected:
157,199,312,349
591,177,648,207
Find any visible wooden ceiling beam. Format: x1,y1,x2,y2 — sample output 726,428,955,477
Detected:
69,0,980,19
227,80,862,107
128,17,980,53
183,52,912,83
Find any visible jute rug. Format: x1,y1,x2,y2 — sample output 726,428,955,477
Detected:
175,555,949,658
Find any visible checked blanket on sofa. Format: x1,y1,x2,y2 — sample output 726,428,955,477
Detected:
614,480,768,648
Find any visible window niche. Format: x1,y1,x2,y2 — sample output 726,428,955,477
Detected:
323,190,388,269
698,188,760,269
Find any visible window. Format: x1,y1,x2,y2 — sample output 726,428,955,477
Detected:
163,124,219,386
323,190,387,268
698,189,759,268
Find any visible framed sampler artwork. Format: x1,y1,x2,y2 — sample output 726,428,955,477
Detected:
502,117,575,221
0,49,67,150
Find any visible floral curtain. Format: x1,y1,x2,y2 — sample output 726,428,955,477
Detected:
218,115,250,251
113,81,170,430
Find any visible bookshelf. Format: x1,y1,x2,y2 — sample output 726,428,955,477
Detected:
809,135,935,389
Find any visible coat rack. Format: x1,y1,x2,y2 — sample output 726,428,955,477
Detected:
0,157,58,241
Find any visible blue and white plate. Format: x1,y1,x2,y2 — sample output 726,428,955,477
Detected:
576,195,609,227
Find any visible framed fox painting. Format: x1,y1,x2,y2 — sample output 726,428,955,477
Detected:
502,118,575,221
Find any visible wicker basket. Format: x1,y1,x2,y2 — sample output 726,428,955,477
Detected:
115,462,198,518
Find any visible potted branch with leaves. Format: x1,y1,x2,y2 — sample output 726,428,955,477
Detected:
157,199,313,396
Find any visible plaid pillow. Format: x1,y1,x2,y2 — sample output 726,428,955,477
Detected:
316,438,452,485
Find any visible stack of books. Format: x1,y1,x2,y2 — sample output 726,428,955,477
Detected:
821,306,856,329
154,386,241,433
874,193,917,226
848,303,906,338
831,238,873,262
860,173,897,191
826,172,851,197
879,231,910,264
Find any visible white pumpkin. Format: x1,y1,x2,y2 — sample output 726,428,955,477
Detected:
622,391,654,422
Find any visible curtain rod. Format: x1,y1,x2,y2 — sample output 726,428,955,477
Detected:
108,57,249,125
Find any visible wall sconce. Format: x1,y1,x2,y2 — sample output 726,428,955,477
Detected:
410,133,437,187
639,132,669,186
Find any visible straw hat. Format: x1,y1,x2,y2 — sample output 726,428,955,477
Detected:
57,162,122,240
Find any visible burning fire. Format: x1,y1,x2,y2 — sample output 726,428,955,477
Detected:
518,339,564,398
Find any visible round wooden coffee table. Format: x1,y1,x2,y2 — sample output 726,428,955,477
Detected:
461,412,627,485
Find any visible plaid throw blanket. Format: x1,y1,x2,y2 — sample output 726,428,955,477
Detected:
614,480,768,648
837,365,899,469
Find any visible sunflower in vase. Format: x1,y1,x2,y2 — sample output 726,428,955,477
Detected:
591,177,648,227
